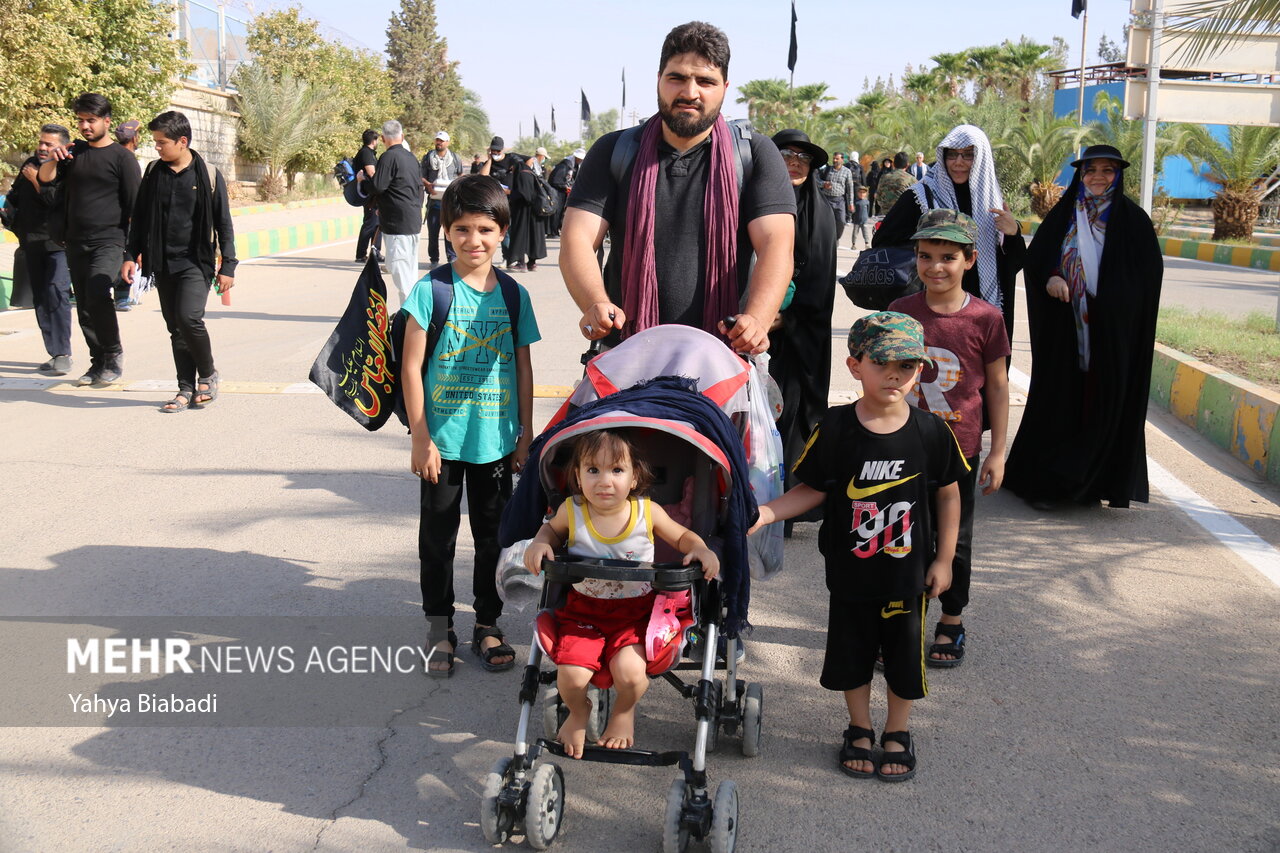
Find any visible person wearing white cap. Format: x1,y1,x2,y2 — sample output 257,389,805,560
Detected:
421,130,464,265
532,146,549,177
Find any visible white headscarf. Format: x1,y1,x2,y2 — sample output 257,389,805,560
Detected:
910,124,1005,307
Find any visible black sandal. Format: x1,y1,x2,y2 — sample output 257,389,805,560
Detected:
927,622,966,668
877,730,917,782
838,725,876,779
472,625,515,672
424,627,457,678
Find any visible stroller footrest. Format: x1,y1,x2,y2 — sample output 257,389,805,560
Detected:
538,738,686,767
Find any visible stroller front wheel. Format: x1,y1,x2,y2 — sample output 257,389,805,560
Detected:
740,683,763,757
661,777,692,853
479,756,515,844
708,780,739,853
525,762,565,850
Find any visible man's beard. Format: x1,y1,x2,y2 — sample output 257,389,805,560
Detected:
658,96,719,139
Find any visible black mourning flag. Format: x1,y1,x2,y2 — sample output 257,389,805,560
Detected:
1072,0,1086,18
581,89,591,121
788,1,798,72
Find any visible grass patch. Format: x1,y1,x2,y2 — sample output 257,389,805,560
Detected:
1157,307,1280,391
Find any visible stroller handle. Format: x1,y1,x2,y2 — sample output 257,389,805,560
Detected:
541,555,702,590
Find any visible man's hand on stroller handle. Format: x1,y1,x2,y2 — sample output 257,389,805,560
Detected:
719,313,770,355
579,303,624,340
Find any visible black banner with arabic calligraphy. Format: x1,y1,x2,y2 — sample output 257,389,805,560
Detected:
309,258,397,431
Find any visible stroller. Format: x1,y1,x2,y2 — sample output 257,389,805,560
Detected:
483,326,765,852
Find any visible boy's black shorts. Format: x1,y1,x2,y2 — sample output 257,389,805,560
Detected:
819,594,928,700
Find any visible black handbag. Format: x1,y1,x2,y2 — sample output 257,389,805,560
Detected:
839,245,921,310
838,184,932,311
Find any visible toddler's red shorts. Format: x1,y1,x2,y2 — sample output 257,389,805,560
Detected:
550,589,656,671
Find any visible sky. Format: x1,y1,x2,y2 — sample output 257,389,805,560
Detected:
244,0,1133,146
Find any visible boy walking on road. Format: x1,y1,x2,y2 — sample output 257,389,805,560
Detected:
123,111,236,413
890,210,1010,667
751,312,966,781
398,175,541,678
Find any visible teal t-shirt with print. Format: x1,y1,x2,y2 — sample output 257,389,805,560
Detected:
401,269,541,464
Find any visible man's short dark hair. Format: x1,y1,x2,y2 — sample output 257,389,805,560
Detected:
441,174,510,230
148,111,192,143
362,129,378,146
893,151,909,170
72,93,111,118
659,21,730,79
40,124,70,146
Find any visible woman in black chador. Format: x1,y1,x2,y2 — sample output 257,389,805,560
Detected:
506,155,547,272
767,129,837,522
1004,145,1163,509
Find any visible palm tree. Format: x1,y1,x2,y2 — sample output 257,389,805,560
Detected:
996,112,1089,216
1185,124,1280,240
1165,0,1280,65
451,89,490,158
234,64,338,200
929,51,970,100
736,79,792,128
853,91,891,133
996,37,1055,104
965,46,1003,103
902,71,939,104
866,100,964,162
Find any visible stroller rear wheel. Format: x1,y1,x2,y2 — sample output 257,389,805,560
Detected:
708,780,739,853
661,778,692,853
540,685,613,743
741,683,763,757
524,762,565,850
479,757,515,844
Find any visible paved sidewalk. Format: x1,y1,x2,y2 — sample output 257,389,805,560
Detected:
0,234,1277,852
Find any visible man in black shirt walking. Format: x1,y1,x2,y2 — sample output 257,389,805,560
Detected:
5,124,74,375
38,93,140,386
353,130,381,263
123,111,236,413
361,120,423,303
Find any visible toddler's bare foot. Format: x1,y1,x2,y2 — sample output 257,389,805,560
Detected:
557,706,590,759
597,707,636,749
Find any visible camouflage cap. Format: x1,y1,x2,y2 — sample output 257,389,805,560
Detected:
848,311,931,363
911,208,977,245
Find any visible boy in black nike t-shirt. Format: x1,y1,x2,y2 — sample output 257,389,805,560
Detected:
751,311,967,782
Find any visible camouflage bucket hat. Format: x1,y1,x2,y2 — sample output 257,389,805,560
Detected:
848,311,931,364
911,208,978,245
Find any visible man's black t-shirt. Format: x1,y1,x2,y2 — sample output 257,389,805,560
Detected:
568,118,795,327
370,145,424,235
353,145,377,174
53,141,140,248
794,404,968,603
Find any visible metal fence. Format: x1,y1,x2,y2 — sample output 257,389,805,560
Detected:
174,0,251,91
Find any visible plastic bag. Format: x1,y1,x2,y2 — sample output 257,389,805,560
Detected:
495,538,543,611
744,353,785,580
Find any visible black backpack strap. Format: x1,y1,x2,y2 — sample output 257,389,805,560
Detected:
493,268,523,348
609,124,646,188
727,118,754,191
609,117,754,192
426,263,455,357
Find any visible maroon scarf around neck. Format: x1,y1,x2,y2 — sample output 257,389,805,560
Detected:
620,113,739,339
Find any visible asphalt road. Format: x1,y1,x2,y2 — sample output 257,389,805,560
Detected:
0,235,1276,853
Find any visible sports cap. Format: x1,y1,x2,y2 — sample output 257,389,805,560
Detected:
848,312,930,363
910,208,977,245
435,131,450,141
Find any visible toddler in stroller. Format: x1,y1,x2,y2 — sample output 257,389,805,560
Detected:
524,428,719,758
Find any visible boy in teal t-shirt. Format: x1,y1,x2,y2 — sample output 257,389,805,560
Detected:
399,174,541,678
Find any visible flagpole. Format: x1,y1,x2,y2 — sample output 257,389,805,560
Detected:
1076,9,1088,128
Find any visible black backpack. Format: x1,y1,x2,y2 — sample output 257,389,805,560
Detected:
609,117,755,190
532,174,558,218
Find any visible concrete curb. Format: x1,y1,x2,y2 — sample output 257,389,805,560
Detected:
1149,342,1280,483
1017,219,1280,272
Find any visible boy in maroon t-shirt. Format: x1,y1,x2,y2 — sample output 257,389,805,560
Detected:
890,209,1009,669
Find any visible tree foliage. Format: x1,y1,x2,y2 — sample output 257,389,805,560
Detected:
234,65,340,200
1185,123,1280,239
386,0,462,149
450,89,492,158
0,0,189,176
239,7,397,178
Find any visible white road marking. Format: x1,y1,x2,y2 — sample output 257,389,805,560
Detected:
1007,366,1280,587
